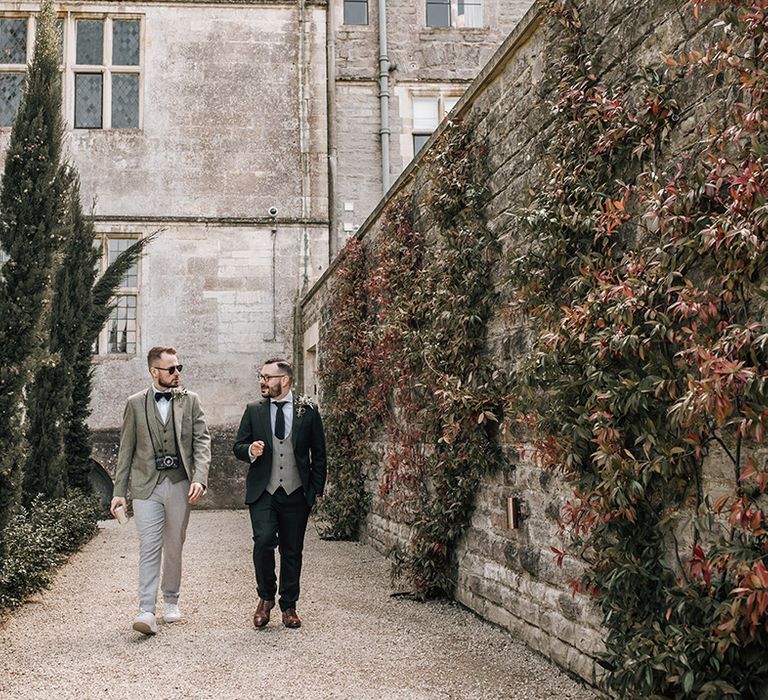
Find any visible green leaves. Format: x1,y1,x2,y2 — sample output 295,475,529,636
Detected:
318,120,504,596
504,0,768,695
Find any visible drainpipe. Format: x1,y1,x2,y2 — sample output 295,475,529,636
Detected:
264,217,278,343
378,0,390,193
327,0,338,260
298,0,311,293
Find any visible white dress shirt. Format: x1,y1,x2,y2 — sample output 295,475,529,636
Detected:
270,390,294,437
249,391,294,462
152,385,171,423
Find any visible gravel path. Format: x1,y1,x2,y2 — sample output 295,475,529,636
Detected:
0,510,598,700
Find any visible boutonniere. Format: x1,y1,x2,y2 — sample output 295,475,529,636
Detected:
295,394,316,418
171,387,188,400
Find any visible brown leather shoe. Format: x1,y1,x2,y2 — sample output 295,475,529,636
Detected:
253,599,275,628
282,608,301,628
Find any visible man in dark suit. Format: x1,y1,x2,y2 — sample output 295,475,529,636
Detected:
233,358,327,629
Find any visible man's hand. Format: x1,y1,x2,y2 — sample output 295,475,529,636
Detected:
249,440,265,460
110,496,126,518
188,481,205,504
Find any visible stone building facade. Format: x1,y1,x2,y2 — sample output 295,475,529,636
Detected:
328,0,533,251
0,0,531,505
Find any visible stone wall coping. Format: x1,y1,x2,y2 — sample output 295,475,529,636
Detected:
59,0,326,6
300,0,544,310
90,215,329,227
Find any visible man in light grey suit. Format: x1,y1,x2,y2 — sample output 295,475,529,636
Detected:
110,345,211,635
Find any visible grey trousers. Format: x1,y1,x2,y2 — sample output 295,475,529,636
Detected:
132,478,191,613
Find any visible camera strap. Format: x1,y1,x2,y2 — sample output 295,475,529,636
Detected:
144,390,169,462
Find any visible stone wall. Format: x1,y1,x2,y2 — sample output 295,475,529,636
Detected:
301,0,730,685
92,428,246,510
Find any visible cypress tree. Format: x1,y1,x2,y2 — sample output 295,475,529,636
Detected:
23,176,97,504
0,0,68,544
64,232,155,491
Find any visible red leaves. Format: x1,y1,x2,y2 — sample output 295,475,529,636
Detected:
687,543,714,586
551,546,567,567
596,191,632,239
719,560,768,643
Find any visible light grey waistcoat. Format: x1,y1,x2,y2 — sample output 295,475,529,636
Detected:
267,430,302,495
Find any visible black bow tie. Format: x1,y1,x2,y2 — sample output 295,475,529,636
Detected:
155,392,172,402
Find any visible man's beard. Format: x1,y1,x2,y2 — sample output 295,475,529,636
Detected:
158,375,179,389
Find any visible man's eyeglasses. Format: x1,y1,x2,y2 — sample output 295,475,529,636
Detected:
259,374,285,382
153,365,183,375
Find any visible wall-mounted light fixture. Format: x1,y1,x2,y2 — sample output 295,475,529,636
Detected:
506,496,520,530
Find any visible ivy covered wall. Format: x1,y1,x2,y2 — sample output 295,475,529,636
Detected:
301,1,768,695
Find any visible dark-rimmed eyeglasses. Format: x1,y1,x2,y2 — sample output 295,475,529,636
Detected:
259,374,285,382
153,365,183,374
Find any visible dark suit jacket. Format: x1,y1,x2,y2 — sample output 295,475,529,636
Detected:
233,397,327,506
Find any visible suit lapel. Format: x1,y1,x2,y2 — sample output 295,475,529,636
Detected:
259,399,273,448
173,394,183,444
292,403,301,448
143,390,163,446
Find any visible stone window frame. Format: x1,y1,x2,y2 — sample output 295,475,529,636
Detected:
408,90,462,160
425,0,483,29
94,232,142,357
0,12,144,131
66,13,144,131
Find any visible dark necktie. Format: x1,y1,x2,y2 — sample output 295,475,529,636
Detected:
155,391,172,402
274,401,287,440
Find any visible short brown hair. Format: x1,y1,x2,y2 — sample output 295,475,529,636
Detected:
264,357,293,382
147,346,177,369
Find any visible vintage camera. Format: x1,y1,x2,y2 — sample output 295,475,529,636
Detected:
155,455,180,471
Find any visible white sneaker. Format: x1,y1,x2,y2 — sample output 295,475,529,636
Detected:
163,603,182,623
132,611,157,635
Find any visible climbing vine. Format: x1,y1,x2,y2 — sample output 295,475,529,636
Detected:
508,0,768,696
316,238,373,540
373,123,505,596
319,118,506,596
318,0,768,693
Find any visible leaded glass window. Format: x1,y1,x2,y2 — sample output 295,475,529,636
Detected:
112,20,139,65
0,18,28,128
0,18,27,63
75,19,103,65
111,73,138,128
107,295,137,354
95,235,141,355
75,72,102,128
0,72,24,126
343,0,368,25
72,15,142,130
108,238,138,287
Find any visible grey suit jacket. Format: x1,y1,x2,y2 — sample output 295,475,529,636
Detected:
113,388,211,500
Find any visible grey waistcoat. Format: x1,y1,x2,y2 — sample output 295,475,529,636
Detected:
267,430,302,495
146,399,186,485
